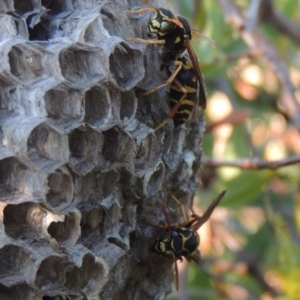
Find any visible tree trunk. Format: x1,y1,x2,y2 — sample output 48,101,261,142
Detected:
0,0,205,299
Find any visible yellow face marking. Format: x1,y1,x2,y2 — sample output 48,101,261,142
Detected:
151,19,161,29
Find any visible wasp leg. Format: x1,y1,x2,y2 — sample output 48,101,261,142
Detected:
154,77,187,131
126,37,165,45
144,200,181,232
126,0,157,14
144,201,174,233
188,193,198,219
126,7,152,14
144,218,170,229
141,60,183,96
166,189,188,224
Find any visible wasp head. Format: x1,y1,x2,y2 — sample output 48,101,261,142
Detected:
147,8,179,38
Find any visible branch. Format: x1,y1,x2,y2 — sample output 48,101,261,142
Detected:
259,0,300,45
217,0,300,131
205,110,250,132
203,156,300,170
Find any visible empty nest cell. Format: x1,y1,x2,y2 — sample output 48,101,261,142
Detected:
47,210,81,248
83,16,108,44
109,42,144,90
101,2,131,40
144,162,165,196
3,202,64,242
0,157,48,204
41,0,74,16
0,79,11,113
100,127,135,172
120,90,137,124
27,123,69,171
8,43,44,84
59,44,106,88
0,15,18,39
0,158,16,200
0,244,35,287
44,87,84,130
35,255,67,293
77,171,103,206
13,0,39,16
79,205,106,236
134,132,160,176
65,253,106,295
0,283,42,300
0,1,14,13
84,86,112,128
46,168,74,211
0,85,20,115
69,127,104,175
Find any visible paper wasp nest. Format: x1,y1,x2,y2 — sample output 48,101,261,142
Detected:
0,0,205,299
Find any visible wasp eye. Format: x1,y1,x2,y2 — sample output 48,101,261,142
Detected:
160,21,175,34
171,231,179,237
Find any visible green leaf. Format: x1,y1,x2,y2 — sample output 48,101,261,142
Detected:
220,170,275,207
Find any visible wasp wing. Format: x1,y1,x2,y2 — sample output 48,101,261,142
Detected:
190,190,226,231
184,40,207,109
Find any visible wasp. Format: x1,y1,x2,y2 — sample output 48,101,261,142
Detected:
127,0,207,130
146,190,226,290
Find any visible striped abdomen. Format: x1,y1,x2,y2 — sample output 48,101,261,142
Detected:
169,63,197,128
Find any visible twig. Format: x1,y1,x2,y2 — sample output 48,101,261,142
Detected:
205,110,250,132
259,0,300,45
247,0,262,29
238,251,279,296
203,156,300,170
211,49,259,64
217,0,300,131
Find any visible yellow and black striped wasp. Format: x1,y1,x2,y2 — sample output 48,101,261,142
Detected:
146,190,226,290
127,0,208,130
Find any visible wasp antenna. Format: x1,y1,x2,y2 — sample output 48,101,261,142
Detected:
159,203,172,228
159,202,173,241
169,18,184,28
141,0,157,12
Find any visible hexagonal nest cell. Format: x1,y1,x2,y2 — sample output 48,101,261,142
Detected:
8,44,44,83
69,127,104,174
41,0,74,16
0,157,47,203
109,43,144,90
13,0,39,16
46,169,74,211
0,244,35,286
44,87,84,130
84,86,111,128
27,123,69,171
59,45,106,88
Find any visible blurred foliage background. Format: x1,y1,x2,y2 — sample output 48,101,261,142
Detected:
166,0,300,299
